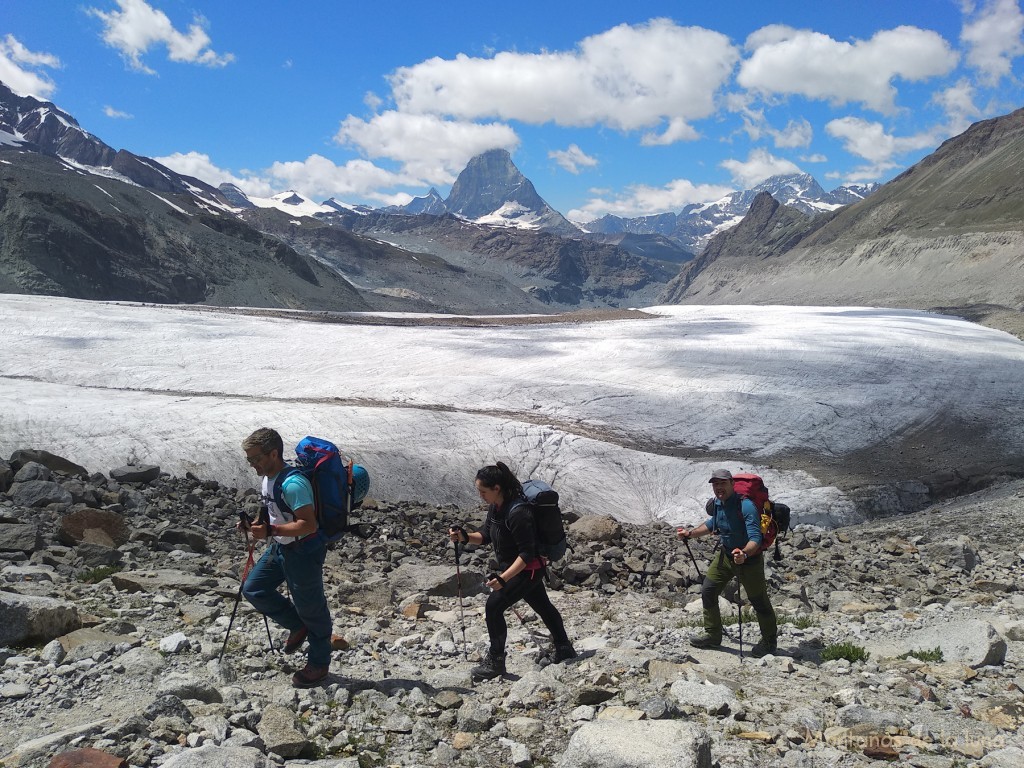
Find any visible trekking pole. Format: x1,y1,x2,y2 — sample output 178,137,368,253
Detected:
732,549,744,663
219,513,274,663
452,529,469,660
508,600,551,650
679,531,703,580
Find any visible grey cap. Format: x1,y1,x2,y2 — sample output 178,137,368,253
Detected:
708,469,733,482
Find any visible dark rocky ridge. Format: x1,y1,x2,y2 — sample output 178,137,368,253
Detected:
307,211,680,310
0,82,225,208
0,151,369,310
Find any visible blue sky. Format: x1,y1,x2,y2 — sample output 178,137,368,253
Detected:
3,1,1023,221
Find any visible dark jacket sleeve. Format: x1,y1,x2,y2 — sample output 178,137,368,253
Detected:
506,500,538,562
478,507,495,546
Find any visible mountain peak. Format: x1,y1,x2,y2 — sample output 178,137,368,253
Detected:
443,149,578,235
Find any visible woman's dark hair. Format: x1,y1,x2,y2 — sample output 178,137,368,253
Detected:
475,461,523,501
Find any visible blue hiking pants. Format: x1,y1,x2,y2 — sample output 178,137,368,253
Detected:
242,534,332,667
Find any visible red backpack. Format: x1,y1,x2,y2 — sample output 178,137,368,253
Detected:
708,473,791,557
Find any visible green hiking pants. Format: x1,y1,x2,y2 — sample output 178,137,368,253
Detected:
701,548,777,641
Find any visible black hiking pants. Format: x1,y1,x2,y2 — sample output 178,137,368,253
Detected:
485,568,569,656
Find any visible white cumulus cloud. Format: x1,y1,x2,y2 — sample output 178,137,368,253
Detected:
549,144,598,174
825,116,943,165
771,118,814,148
387,19,738,136
569,178,735,222
103,105,133,119
739,24,958,114
266,155,421,204
87,0,234,74
336,111,519,184
0,34,60,99
158,150,431,207
932,79,981,135
960,0,1024,84
720,148,802,187
155,151,274,197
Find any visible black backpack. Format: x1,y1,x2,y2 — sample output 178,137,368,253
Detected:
520,479,568,561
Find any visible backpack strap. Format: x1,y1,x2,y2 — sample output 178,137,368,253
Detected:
715,494,757,548
503,497,530,528
271,466,303,520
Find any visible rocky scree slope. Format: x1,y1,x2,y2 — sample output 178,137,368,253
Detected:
1,450,1023,768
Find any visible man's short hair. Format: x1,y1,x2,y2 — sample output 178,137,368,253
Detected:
242,427,283,459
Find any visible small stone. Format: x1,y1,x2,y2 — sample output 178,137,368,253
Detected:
452,732,475,750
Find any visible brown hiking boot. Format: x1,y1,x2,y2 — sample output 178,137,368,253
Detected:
284,626,307,654
291,663,329,688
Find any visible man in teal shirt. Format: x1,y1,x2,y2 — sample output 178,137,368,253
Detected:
677,469,778,657
241,427,332,687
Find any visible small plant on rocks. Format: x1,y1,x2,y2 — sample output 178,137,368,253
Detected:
78,565,123,583
898,646,943,662
820,642,870,663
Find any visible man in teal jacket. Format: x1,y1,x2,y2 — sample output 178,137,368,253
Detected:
677,469,778,657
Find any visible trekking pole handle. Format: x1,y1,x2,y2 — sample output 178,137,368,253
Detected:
448,525,468,544
731,548,748,565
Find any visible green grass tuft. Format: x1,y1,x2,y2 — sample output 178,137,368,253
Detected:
821,642,870,663
78,565,123,583
897,646,943,662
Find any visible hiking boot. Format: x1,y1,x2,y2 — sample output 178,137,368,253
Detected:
751,639,778,658
552,643,578,663
291,663,329,688
689,633,722,649
284,626,307,654
470,651,507,681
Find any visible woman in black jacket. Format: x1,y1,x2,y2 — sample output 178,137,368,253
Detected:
449,461,576,681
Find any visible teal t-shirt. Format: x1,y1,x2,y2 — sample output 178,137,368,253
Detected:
278,471,314,514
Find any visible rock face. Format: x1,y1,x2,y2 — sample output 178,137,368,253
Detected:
1,448,1024,767
0,592,81,646
661,192,824,303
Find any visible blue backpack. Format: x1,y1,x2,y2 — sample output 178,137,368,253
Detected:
272,436,370,543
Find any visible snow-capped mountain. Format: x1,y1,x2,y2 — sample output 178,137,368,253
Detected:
0,81,229,212
585,173,880,253
237,190,332,217
322,197,374,216
390,187,447,216
387,149,580,236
